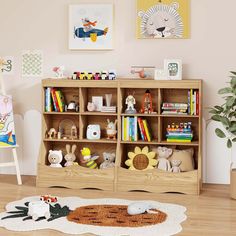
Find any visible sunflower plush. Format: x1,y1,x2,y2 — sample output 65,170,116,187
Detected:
125,146,157,171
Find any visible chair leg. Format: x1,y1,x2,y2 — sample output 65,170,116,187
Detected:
12,148,22,185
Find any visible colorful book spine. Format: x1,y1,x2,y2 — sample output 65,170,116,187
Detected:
188,90,191,114
45,88,48,112
143,119,151,142
126,117,130,141
50,88,57,111
193,91,197,115
196,91,199,115
137,118,145,141
55,90,65,112
134,117,138,141
167,139,191,143
190,89,193,115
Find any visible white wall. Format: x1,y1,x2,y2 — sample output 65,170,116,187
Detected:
0,0,236,183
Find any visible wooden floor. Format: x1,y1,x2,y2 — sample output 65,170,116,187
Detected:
0,176,236,236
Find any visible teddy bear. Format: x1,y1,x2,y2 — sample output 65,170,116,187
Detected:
48,150,63,168
100,152,116,169
156,146,173,172
170,160,182,173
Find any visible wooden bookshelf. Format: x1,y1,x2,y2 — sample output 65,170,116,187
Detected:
37,79,202,195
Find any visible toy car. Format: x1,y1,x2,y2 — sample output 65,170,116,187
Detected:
40,195,58,203
28,201,51,221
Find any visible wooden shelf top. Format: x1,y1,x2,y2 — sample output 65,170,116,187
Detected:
43,138,117,144
43,112,80,115
160,114,200,118
82,112,117,116
121,113,158,117
121,140,199,146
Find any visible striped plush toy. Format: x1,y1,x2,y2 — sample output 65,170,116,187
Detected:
80,147,99,169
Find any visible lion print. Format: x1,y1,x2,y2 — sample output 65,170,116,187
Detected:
138,2,184,38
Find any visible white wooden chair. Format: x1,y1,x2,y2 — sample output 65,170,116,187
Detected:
0,58,22,185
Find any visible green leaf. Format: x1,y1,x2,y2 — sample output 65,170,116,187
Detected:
227,139,232,148
232,138,236,142
215,128,226,138
220,117,230,126
214,106,224,112
209,110,220,114
226,97,235,107
211,115,222,122
218,87,232,94
231,77,236,88
230,71,236,76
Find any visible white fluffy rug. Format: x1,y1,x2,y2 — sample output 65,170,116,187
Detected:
0,196,187,236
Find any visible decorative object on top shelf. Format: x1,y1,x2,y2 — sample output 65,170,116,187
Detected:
47,128,57,139
125,146,157,171
71,70,116,80
140,89,155,114
164,59,182,80
154,69,168,80
65,101,79,112
80,147,99,169
166,122,193,143
52,66,65,78
170,160,182,173
86,124,101,140
137,0,190,39
64,144,78,167
48,150,63,168
156,147,172,172
69,4,113,50
100,152,115,169
59,119,78,140
125,93,137,114
130,66,155,79
87,102,96,112
106,119,118,140
92,96,103,111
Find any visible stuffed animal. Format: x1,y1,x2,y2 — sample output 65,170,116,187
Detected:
100,152,115,169
170,160,182,173
80,147,99,169
48,150,63,168
106,119,118,140
157,147,172,172
64,144,78,167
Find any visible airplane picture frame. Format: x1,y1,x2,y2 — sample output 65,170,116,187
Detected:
69,4,114,50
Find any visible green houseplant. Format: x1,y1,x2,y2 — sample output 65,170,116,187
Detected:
209,71,236,199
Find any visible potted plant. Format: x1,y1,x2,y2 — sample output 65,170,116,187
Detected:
209,71,236,199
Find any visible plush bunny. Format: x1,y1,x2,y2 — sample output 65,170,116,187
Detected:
157,147,173,172
48,150,63,168
64,144,78,167
170,160,182,173
100,152,115,169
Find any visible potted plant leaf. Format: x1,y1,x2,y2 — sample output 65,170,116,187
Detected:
209,71,236,199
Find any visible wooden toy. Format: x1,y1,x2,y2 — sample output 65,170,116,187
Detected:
94,72,100,80
87,72,94,80
80,147,99,169
28,201,51,221
100,152,115,169
106,119,117,140
101,71,108,80
40,195,58,203
140,89,154,114
48,128,57,139
48,150,63,168
157,147,172,172
125,93,137,114
79,72,87,80
59,119,78,140
108,72,116,80
64,144,78,167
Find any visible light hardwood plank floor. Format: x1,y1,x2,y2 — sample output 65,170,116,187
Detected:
0,175,236,236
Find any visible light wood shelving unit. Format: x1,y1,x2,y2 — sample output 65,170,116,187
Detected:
37,79,202,195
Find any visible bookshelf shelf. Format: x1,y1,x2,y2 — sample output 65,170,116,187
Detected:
82,112,117,116
37,79,202,195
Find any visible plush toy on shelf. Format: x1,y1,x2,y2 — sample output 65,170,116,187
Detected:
100,152,115,169
106,119,118,140
170,160,182,173
64,144,78,167
156,147,172,172
125,93,137,114
48,150,63,168
80,147,99,169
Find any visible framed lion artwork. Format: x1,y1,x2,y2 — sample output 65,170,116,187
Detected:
137,0,190,39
